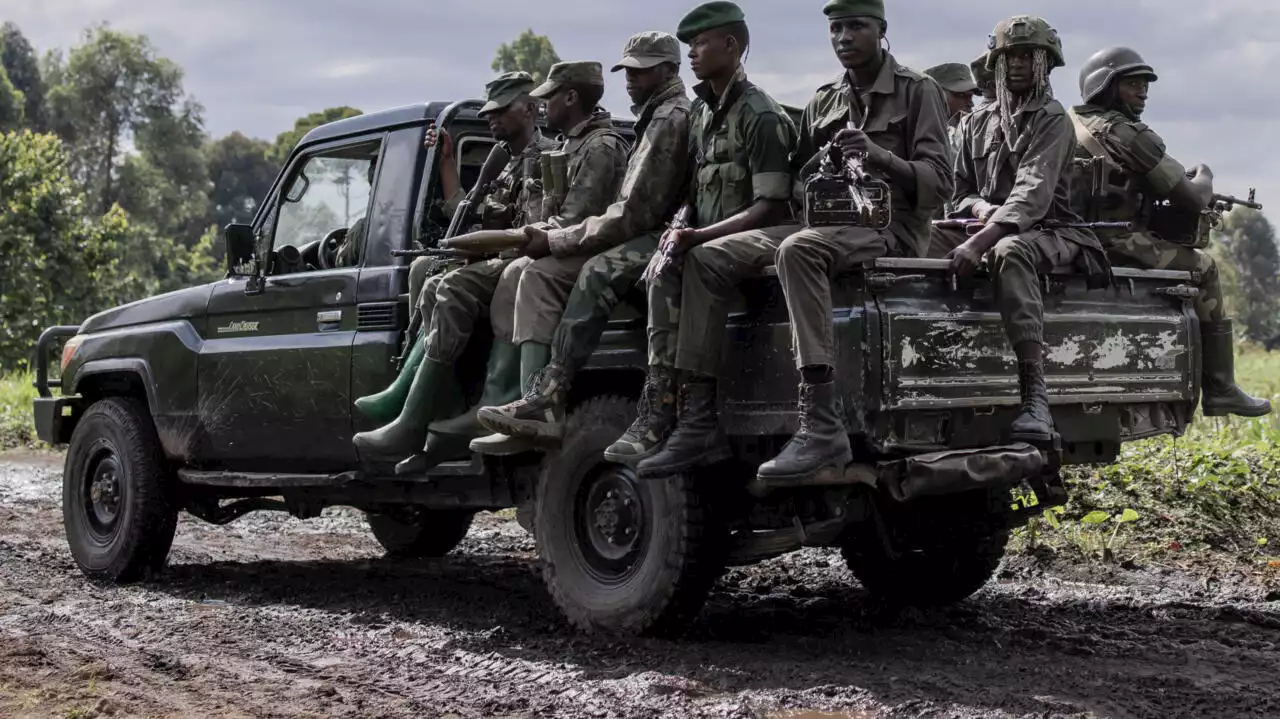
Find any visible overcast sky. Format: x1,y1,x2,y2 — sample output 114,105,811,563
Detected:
9,0,1279,203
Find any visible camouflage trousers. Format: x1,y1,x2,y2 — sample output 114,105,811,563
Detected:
1104,231,1223,322
649,224,891,373
410,255,531,364
514,233,660,371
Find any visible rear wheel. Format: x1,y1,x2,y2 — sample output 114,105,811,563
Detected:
536,395,725,636
366,507,475,558
63,397,178,582
842,489,1010,606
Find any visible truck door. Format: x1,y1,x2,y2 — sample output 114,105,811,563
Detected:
199,133,385,472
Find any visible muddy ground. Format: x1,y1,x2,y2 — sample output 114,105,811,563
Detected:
1,453,1278,719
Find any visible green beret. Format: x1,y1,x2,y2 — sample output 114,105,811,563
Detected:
480,71,535,115
924,63,978,94
823,0,885,21
676,1,745,44
531,61,605,98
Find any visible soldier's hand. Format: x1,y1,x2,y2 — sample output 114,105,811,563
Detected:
425,123,454,159
946,240,984,278
523,225,551,259
833,127,871,158
973,201,999,223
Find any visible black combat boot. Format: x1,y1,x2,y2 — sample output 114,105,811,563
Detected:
1010,352,1054,443
636,375,732,479
1201,321,1272,417
604,366,677,466
756,381,852,483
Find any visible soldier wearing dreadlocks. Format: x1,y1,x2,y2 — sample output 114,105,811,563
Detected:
935,16,1111,446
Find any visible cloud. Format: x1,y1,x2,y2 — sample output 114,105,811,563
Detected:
8,0,1277,203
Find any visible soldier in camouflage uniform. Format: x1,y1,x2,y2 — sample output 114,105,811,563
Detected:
1070,46,1270,416
469,32,693,455
937,16,1112,445
924,62,978,219
352,67,628,474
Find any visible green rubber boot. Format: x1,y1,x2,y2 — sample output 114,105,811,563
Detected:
430,340,521,438
471,342,553,455
353,358,451,460
354,332,427,425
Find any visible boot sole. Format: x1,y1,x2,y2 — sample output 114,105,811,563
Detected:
636,445,734,480
1202,404,1273,418
602,441,665,467
755,452,854,484
470,436,540,456
476,410,564,442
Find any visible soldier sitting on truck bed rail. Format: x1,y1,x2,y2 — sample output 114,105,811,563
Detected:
468,31,693,456
1068,46,1271,418
934,16,1112,447
351,67,629,475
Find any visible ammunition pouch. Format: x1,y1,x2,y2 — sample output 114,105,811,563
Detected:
539,150,569,221
1069,155,1141,228
801,172,892,230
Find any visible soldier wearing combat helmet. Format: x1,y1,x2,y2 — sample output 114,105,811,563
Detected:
935,16,1112,446
1070,46,1270,417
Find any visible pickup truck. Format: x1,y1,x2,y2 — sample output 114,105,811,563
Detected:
31,99,1203,636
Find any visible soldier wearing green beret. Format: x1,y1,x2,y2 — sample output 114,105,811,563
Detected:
597,1,801,472
937,16,1114,446
352,67,627,474
1069,46,1270,417
470,32,696,455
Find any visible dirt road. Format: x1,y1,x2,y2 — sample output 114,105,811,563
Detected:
1,453,1278,718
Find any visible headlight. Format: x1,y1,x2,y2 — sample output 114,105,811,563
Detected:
60,335,84,373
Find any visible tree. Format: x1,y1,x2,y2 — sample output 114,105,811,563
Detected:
1215,208,1280,342
206,131,276,230
269,106,361,165
491,29,560,84
0,62,22,131
1,22,45,129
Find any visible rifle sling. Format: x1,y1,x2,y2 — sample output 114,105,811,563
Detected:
684,79,755,214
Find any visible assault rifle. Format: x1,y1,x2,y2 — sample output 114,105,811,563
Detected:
932,218,1134,235
1213,188,1263,212
802,134,892,230
640,204,692,283
1148,187,1262,250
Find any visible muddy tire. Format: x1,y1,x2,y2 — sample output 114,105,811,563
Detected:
842,491,1010,607
535,395,724,636
63,397,178,583
366,508,474,558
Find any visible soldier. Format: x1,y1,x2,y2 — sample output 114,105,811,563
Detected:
971,52,997,106
468,31,692,455
353,65,628,475
628,0,954,484
334,156,377,268
1070,46,1271,416
938,16,1112,445
924,62,980,140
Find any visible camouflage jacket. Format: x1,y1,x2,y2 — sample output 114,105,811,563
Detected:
541,109,631,232
794,54,953,257
1069,104,1187,226
690,66,796,228
548,78,692,257
444,129,561,229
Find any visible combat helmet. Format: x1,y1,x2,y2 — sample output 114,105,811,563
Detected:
1078,46,1157,104
986,16,1064,70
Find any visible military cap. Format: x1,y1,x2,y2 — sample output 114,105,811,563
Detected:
822,0,885,21
924,63,979,94
480,71,536,115
986,15,1065,70
612,31,682,72
970,52,996,88
676,1,745,44
530,61,605,98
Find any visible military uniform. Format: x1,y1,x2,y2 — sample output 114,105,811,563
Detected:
469,32,692,452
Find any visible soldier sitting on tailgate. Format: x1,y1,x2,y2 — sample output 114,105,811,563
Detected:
1069,46,1271,417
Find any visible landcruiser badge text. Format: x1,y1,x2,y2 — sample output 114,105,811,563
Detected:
217,321,260,334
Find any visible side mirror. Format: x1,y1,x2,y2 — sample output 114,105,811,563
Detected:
224,223,257,276
285,172,310,203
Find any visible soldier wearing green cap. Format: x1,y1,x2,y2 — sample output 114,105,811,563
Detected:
612,0,952,484
594,1,800,472
470,32,695,455
352,66,626,474
971,52,997,105
924,61,979,218
1068,46,1270,417
937,15,1113,447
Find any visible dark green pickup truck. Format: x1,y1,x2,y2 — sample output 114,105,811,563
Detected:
31,99,1203,635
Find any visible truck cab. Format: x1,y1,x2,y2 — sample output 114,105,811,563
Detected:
31,99,1204,637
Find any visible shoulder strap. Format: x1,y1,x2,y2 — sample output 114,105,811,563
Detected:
694,79,754,167
1068,108,1109,159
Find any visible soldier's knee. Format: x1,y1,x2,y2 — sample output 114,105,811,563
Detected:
990,236,1033,270
776,232,823,272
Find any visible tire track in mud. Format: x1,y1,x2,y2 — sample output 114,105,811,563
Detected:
1,456,1278,718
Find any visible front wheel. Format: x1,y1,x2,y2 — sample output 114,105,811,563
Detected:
365,507,475,558
535,395,725,636
63,397,178,582
842,489,1010,606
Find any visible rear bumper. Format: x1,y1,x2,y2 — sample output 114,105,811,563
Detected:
33,396,79,445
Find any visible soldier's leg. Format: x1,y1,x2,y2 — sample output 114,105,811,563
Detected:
638,227,796,478
355,271,445,424
481,235,660,449
988,232,1080,443
927,226,968,260
353,259,509,461
1108,233,1270,416
759,226,890,482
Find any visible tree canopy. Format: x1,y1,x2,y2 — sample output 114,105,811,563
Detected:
491,29,560,84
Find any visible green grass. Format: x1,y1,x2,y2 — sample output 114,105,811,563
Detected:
0,371,39,450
